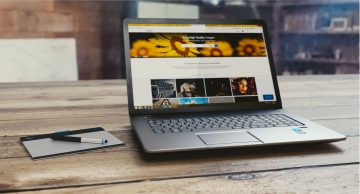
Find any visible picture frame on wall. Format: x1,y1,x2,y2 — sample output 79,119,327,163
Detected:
330,17,349,31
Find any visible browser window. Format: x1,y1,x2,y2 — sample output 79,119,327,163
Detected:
128,23,276,110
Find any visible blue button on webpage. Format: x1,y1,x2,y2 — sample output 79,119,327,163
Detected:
263,94,274,100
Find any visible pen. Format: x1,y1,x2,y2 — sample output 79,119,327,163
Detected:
51,136,108,144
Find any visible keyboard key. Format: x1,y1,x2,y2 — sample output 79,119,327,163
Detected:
148,114,303,134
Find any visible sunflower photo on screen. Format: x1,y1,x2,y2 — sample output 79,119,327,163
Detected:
149,33,200,57
236,38,266,57
130,40,157,58
200,41,233,57
129,33,267,58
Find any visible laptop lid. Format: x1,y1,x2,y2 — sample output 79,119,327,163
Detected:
123,19,282,115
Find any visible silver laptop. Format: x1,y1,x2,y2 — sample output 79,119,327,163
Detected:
123,18,346,153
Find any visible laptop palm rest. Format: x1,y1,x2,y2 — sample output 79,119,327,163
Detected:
197,131,262,146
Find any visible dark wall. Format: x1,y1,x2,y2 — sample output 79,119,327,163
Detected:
101,1,136,79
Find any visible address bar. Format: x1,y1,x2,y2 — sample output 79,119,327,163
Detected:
181,44,218,48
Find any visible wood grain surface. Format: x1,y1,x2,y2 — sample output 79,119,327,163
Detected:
0,75,358,193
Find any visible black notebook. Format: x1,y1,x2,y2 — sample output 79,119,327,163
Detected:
20,127,125,159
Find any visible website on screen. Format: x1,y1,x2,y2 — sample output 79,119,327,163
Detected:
128,24,276,109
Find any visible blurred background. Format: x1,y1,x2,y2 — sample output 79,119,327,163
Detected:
0,0,358,82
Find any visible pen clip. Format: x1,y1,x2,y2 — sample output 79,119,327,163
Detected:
53,130,69,136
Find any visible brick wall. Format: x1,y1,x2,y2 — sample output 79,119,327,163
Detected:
0,0,103,80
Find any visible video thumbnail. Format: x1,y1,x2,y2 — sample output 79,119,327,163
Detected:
153,98,179,108
179,98,209,105
151,79,176,99
230,77,258,95
209,97,234,104
234,96,259,102
204,78,232,96
176,79,206,97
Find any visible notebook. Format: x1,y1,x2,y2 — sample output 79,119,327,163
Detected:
20,127,125,159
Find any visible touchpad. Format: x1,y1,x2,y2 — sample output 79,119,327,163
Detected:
197,131,261,145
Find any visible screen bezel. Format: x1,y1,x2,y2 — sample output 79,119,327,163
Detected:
123,18,282,115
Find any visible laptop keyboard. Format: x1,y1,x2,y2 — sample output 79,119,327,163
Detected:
148,114,304,134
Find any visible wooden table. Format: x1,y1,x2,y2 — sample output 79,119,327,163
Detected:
0,75,358,193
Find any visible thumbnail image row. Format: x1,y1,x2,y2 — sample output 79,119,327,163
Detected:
153,96,258,108
151,77,257,99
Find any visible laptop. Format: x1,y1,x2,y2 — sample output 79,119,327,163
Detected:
123,18,346,153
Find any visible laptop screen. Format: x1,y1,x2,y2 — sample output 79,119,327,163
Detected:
127,23,277,110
